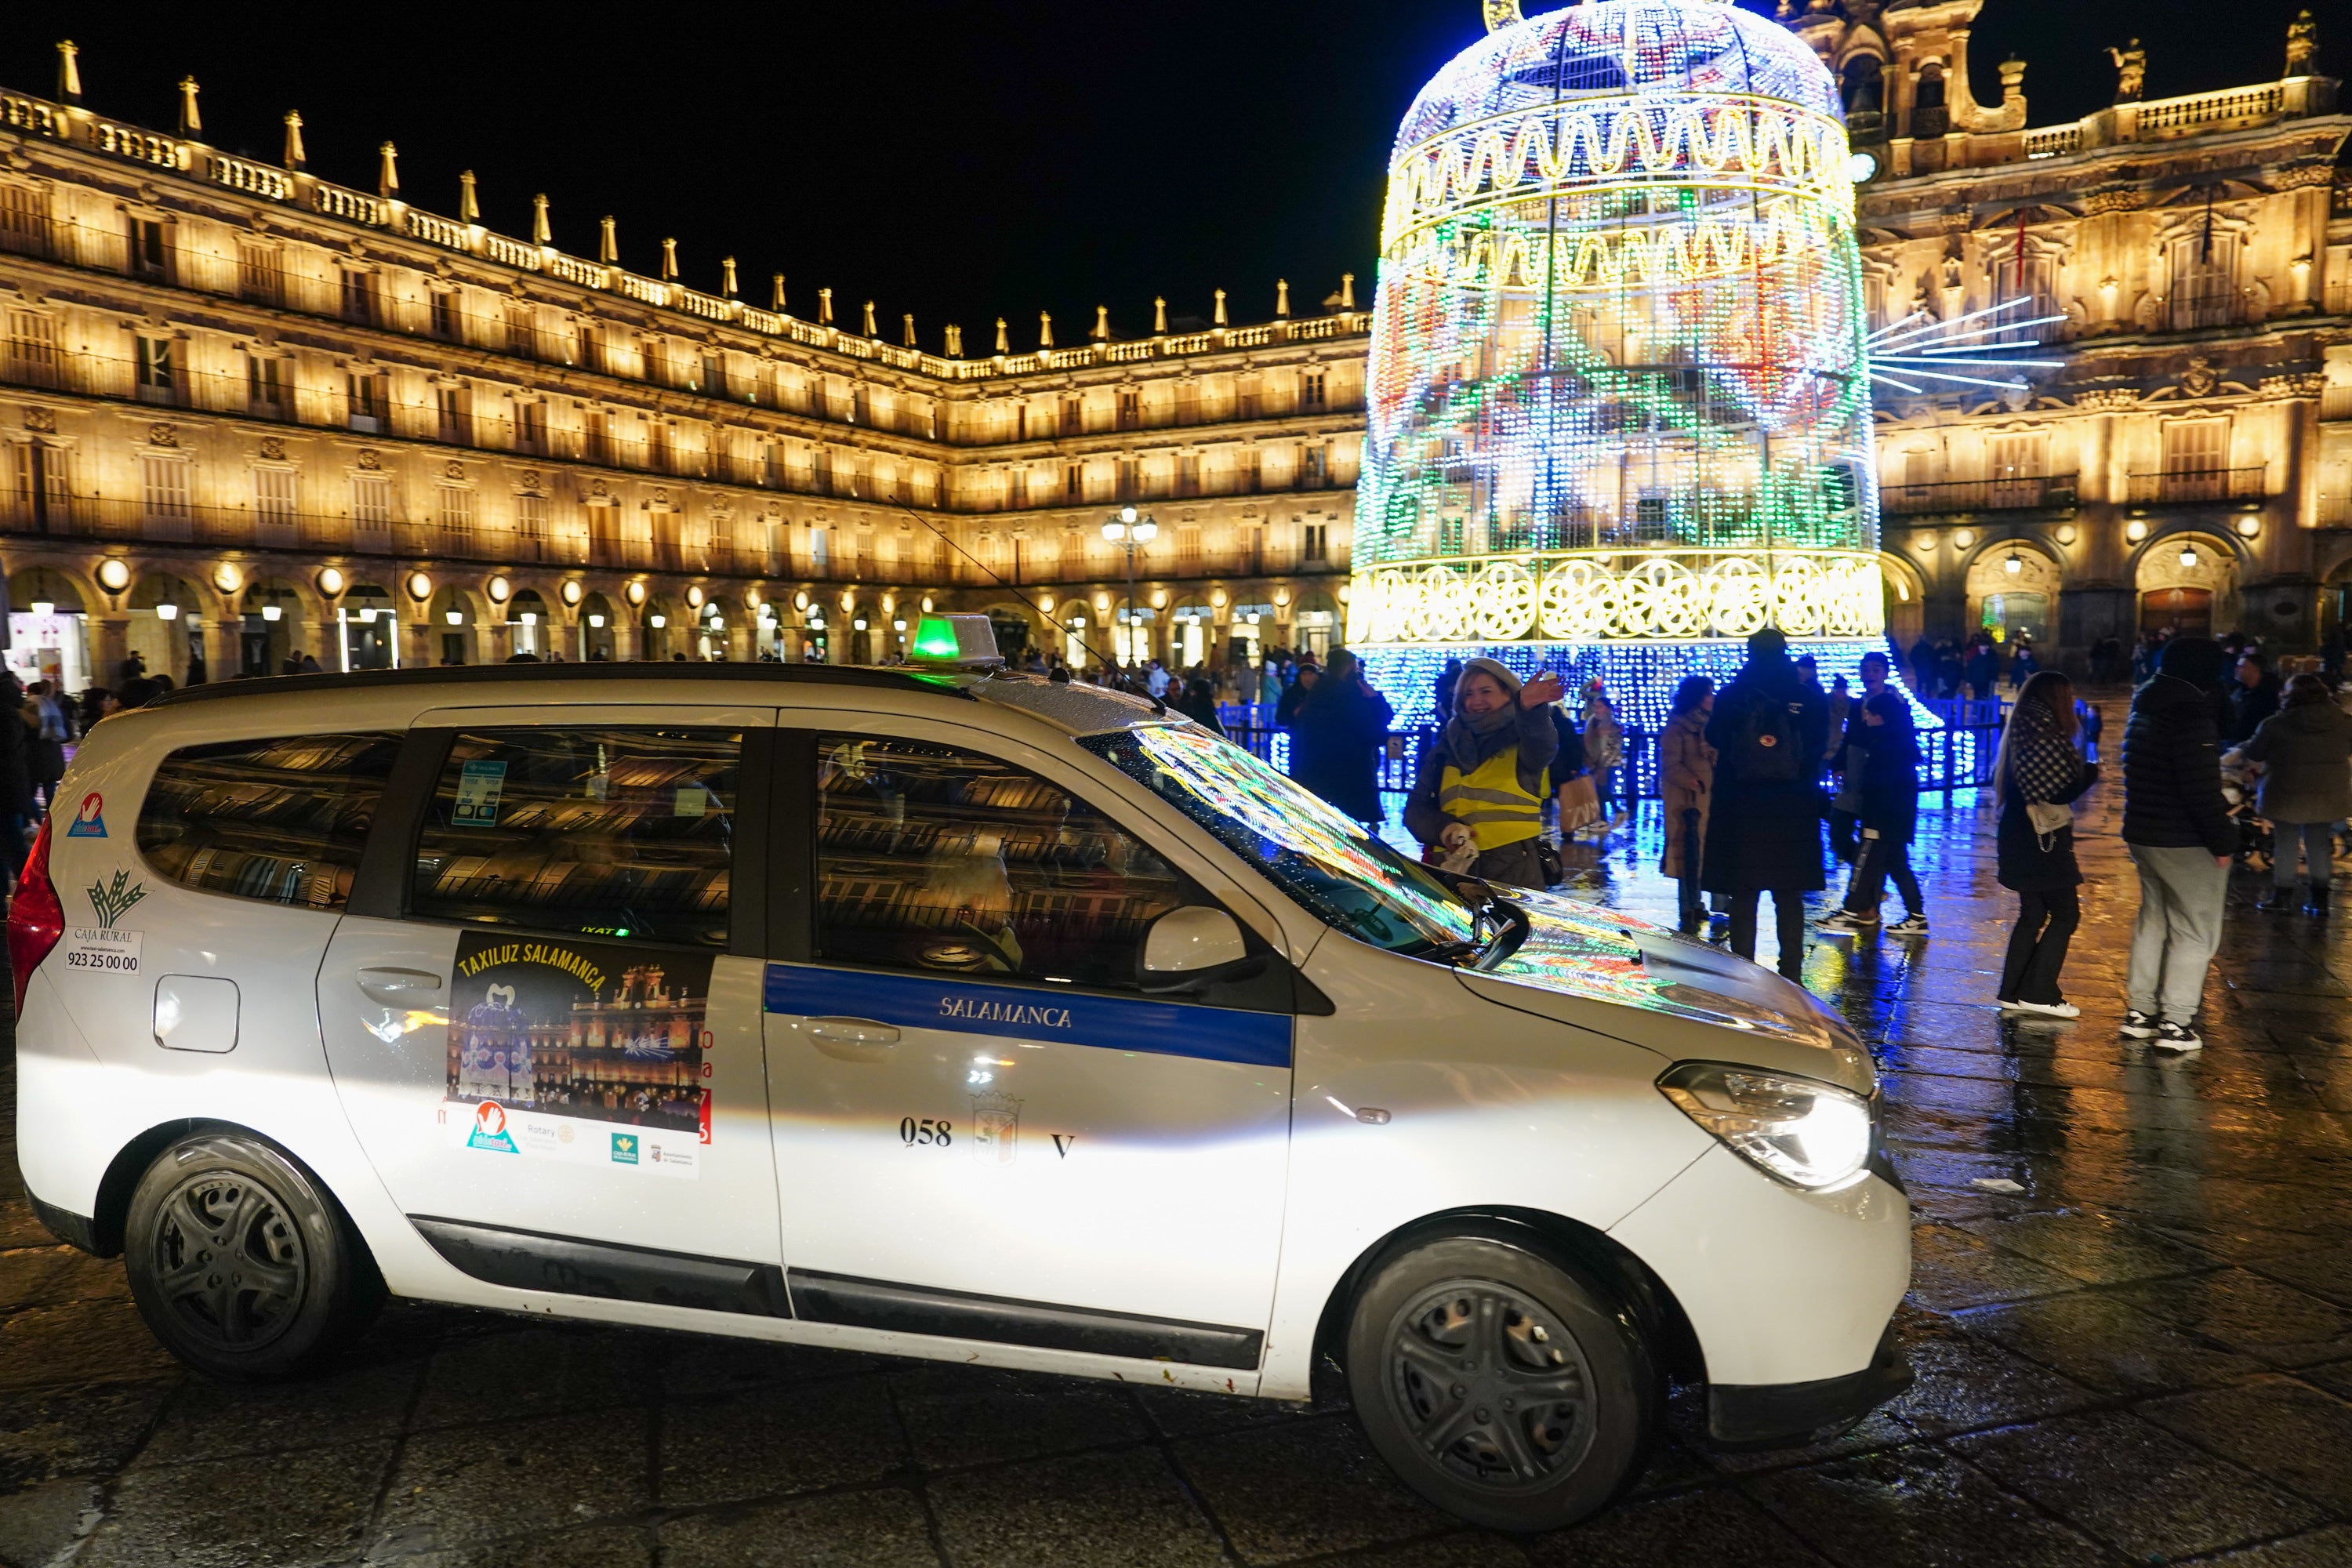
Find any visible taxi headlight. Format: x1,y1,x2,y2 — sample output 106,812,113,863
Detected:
1657,1062,1875,1192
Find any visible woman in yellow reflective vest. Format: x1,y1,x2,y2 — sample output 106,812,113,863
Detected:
1404,658,1564,887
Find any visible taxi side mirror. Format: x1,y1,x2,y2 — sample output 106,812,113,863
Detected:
1142,906,1249,976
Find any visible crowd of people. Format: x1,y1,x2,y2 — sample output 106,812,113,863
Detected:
20,616,2341,1057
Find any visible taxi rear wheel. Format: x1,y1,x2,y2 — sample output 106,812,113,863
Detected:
124,1133,383,1381
1345,1235,1657,1533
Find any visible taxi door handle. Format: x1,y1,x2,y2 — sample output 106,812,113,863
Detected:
806,1017,900,1062
356,967,445,1001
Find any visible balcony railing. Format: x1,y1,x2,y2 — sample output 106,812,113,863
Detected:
1882,474,2080,516
2124,466,2270,504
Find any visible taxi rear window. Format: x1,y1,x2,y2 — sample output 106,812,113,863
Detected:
136,733,404,910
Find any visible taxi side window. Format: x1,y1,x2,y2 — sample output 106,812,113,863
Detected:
410,728,739,947
136,732,404,910
812,735,1186,989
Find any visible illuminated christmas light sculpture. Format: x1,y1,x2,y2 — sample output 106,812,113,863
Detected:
1348,0,1895,728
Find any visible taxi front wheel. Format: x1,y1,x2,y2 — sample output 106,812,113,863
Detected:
1345,1235,1657,1533
124,1133,384,1382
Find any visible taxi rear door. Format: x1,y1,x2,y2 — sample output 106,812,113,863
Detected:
318,708,786,1315
759,717,1298,1372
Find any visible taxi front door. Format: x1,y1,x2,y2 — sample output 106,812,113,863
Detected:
761,721,1294,1371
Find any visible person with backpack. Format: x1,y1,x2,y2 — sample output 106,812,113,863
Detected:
1994,670,2097,1016
1703,627,1830,982
1817,689,1926,937
2121,637,2236,1051
1404,659,1563,887
2231,671,2352,913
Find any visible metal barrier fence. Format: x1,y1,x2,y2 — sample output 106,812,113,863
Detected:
1216,710,2006,799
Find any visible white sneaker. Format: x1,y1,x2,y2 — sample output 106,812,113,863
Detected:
1814,910,1867,935
2120,1010,2159,1038
2152,1020,2203,1051
2005,999,2081,1018
1886,913,1929,936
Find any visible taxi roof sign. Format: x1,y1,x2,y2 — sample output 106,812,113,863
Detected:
909,614,1004,669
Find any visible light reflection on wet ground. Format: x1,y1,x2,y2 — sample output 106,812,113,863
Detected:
4,769,2351,1565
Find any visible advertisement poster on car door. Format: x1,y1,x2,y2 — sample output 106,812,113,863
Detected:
440,931,712,1180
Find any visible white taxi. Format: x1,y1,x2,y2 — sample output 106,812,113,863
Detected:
10,617,1907,1531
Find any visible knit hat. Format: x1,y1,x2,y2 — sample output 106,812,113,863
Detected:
1459,656,1521,699
2158,636,2227,688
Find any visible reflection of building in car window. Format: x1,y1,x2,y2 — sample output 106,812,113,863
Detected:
816,737,1185,986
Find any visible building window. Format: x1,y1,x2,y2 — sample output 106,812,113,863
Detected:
515,492,547,558
435,384,472,445
1060,394,1082,436
1116,457,1138,500
254,466,297,539
2169,234,2240,331
1178,524,1203,572
1237,447,1262,492
851,385,873,426
346,373,383,434
1301,368,1328,411
514,398,547,455
135,337,178,403
700,351,727,398
1117,389,1142,430
430,290,459,340
238,244,282,307
15,441,71,531
647,419,673,473
1236,375,1264,419
127,217,166,280
437,484,476,552
813,447,834,493
137,735,401,912
6,310,59,388
1299,443,1329,489
1177,452,1202,498
1007,467,1029,510
583,408,614,465
505,301,537,358
1240,521,1266,572
248,354,290,418
1303,520,1329,562
140,452,191,521
352,474,393,541
0,184,47,258
341,269,379,326
1174,381,1201,426
1064,461,1083,503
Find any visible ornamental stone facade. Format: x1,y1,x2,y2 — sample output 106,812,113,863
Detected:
1791,0,2352,665
0,61,1360,689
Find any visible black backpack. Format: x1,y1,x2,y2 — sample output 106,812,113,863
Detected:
1731,693,1805,783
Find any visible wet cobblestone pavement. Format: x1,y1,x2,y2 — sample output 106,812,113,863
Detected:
7,768,2352,1566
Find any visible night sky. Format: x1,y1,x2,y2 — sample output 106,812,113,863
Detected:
1,2,2315,350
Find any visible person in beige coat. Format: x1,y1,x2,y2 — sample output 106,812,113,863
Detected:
1660,675,1717,934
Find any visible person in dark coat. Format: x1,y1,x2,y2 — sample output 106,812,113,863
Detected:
1289,648,1395,826
1174,676,1225,736
1907,635,1937,693
0,675,34,884
1995,671,2097,1014
2234,672,2352,913
1702,627,1829,982
1404,659,1562,887
2120,636,2235,1051
1433,659,1463,727
1818,689,1924,936
2223,652,2281,746
1274,664,1319,728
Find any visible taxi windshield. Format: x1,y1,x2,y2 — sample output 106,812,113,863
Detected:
1082,724,1478,955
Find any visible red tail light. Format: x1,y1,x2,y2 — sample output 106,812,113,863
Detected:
9,815,64,1018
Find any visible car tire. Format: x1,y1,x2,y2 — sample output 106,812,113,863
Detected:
123,1132,383,1381
1345,1232,1657,1533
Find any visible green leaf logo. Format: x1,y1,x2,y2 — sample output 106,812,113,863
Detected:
87,869,147,928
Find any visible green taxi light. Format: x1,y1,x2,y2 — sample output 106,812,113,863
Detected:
911,616,963,661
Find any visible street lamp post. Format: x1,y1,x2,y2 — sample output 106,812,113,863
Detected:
1100,504,1157,668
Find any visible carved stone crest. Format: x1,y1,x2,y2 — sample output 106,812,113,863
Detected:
444,459,466,480
147,423,177,448
652,488,671,506
520,470,543,489
2180,355,2220,398
357,448,382,470
258,435,285,461
22,407,53,434
591,477,611,498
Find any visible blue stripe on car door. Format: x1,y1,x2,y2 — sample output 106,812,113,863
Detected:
762,964,1291,1069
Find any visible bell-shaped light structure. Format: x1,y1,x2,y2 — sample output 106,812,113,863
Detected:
1350,0,1889,725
